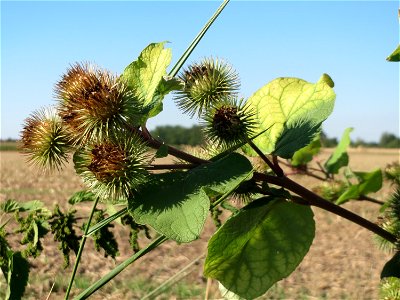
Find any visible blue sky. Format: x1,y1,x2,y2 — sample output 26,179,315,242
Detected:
1,1,399,142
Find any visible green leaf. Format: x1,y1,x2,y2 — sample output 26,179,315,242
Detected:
68,190,97,204
335,185,359,205
7,251,30,300
355,169,383,195
204,198,315,299
0,199,21,213
387,45,400,62
336,169,383,205
291,134,321,167
155,144,169,158
121,42,172,122
335,168,382,205
324,127,353,174
381,251,400,279
244,75,335,157
128,153,253,243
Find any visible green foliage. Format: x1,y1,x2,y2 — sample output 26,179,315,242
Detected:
387,44,400,62
0,199,21,214
121,42,172,122
0,227,10,274
204,198,315,299
14,3,399,299
15,211,49,258
291,134,321,167
151,125,205,146
380,132,400,148
88,210,119,259
49,205,80,268
336,168,382,205
68,190,97,204
380,277,400,300
244,74,335,157
120,214,152,253
313,180,347,202
324,127,352,174
128,153,253,243
385,162,400,186
5,251,30,300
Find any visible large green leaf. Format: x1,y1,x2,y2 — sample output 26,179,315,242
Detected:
324,127,353,174
336,168,383,205
128,153,253,243
204,198,315,299
244,74,335,158
121,42,173,122
291,134,321,167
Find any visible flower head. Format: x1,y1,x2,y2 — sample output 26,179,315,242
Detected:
73,133,149,202
174,58,239,117
203,98,256,148
20,107,71,171
55,63,141,145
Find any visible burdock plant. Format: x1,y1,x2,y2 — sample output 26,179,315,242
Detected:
74,132,149,202
55,63,141,145
7,1,399,300
20,107,71,171
203,97,256,148
175,58,240,117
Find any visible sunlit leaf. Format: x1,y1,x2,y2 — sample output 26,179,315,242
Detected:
244,74,335,158
121,42,172,122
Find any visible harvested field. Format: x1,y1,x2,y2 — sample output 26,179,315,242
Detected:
0,148,399,299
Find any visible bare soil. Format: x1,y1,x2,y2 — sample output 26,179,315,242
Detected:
0,148,399,299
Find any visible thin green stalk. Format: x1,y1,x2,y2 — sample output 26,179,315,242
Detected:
142,253,205,300
65,197,100,300
169,0,230,77
85,207,128,237
74,235,168,300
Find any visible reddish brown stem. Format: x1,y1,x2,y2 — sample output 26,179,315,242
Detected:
253,172,397,244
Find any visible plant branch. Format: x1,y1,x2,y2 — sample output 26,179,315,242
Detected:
253,172,397,244
247,139,284,177
146,163,198,170
65,197,100,300
358,195,385,205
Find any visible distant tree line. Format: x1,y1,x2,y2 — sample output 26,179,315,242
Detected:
149,126,400,149
150,125,205,146
1,129,398,148
352,132,400,148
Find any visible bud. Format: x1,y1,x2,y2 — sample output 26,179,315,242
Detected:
174,58,239,117
20,107,71,171
203,98,256,148
73,133,149,202
55,63,141,145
